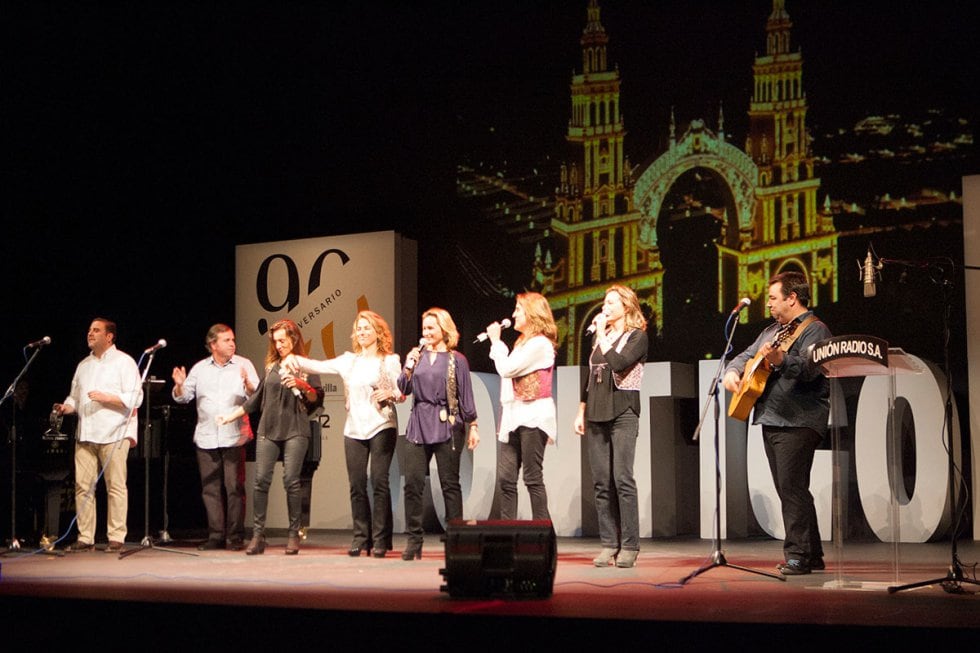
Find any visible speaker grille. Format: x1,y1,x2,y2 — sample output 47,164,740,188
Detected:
440,520,557,599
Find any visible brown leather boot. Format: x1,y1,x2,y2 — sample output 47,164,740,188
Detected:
285,534,300,555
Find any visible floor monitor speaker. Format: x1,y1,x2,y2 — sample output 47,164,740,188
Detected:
440,519,556,599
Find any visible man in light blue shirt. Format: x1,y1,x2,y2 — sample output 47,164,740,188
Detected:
173,324,259,551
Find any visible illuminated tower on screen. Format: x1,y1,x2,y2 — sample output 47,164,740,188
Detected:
537,0,664,364
722,0,837,318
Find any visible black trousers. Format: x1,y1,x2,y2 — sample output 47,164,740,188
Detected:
254,435,309,536
196,445,246,543
344,428,396,551
402,431,463,547
495,426,550,520
762,425,824,564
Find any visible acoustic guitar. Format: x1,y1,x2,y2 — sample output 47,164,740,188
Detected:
727,322,797,421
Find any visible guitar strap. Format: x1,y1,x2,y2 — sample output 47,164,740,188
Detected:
777,314,817,354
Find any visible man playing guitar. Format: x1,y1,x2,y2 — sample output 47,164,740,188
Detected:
722,271,832,576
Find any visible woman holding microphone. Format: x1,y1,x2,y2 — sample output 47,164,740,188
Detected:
398,307,479,560
573,285,648,568
484,292,557,521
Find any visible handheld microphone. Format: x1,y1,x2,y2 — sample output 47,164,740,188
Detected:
144,339,167,354
282,368,308,398
26,336,52,349
862,248,877,298
729,297,751,315
586,313,605,335
474,318,512,343
405,337,427,370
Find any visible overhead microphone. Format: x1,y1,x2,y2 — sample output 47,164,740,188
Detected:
405,337,427,370
729,297,751,315
144,339,167,354
26,336,52,349
862,248,877,298
474,318,512,343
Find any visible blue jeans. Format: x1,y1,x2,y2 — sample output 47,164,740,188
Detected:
586,410,639,551
496,426,550,520
253,434,309,537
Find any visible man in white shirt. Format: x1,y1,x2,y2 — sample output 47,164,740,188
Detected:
172,324,258,551
55,318,143,552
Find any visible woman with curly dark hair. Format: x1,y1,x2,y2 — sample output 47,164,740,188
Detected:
218,318,323,556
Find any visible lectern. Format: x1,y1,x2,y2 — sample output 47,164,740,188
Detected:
811,335,925,590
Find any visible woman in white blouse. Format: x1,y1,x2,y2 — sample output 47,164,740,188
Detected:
283,310,403,557
485,292,558,521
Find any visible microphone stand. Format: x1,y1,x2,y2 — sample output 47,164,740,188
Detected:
119,351,196,559
886,260,977,593
1,346,45,555
158,404,173,544
680,312,784,584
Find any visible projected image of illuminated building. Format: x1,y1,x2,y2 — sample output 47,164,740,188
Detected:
453,0,970,369
536,0,836,363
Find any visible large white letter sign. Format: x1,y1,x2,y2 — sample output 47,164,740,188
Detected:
855,357,954,542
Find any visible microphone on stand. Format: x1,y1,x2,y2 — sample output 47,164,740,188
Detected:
861,248,877,297
474,319,512,343
144,339,167,354
729,297,751,315
26,336,52,349
405,337,427,370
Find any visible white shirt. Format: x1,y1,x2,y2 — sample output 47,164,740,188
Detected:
489,334,557,444
172,354,260,449
64,344,143,444
293,352,402,440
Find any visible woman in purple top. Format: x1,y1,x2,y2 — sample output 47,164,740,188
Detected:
397,307,480,560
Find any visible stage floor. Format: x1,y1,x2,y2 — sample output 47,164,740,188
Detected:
2,531,977,646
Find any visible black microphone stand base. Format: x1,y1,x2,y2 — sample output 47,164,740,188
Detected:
38,546,66,558
118,536,198,559
887,559,980,595
887,271,976,596
680,548,786,585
